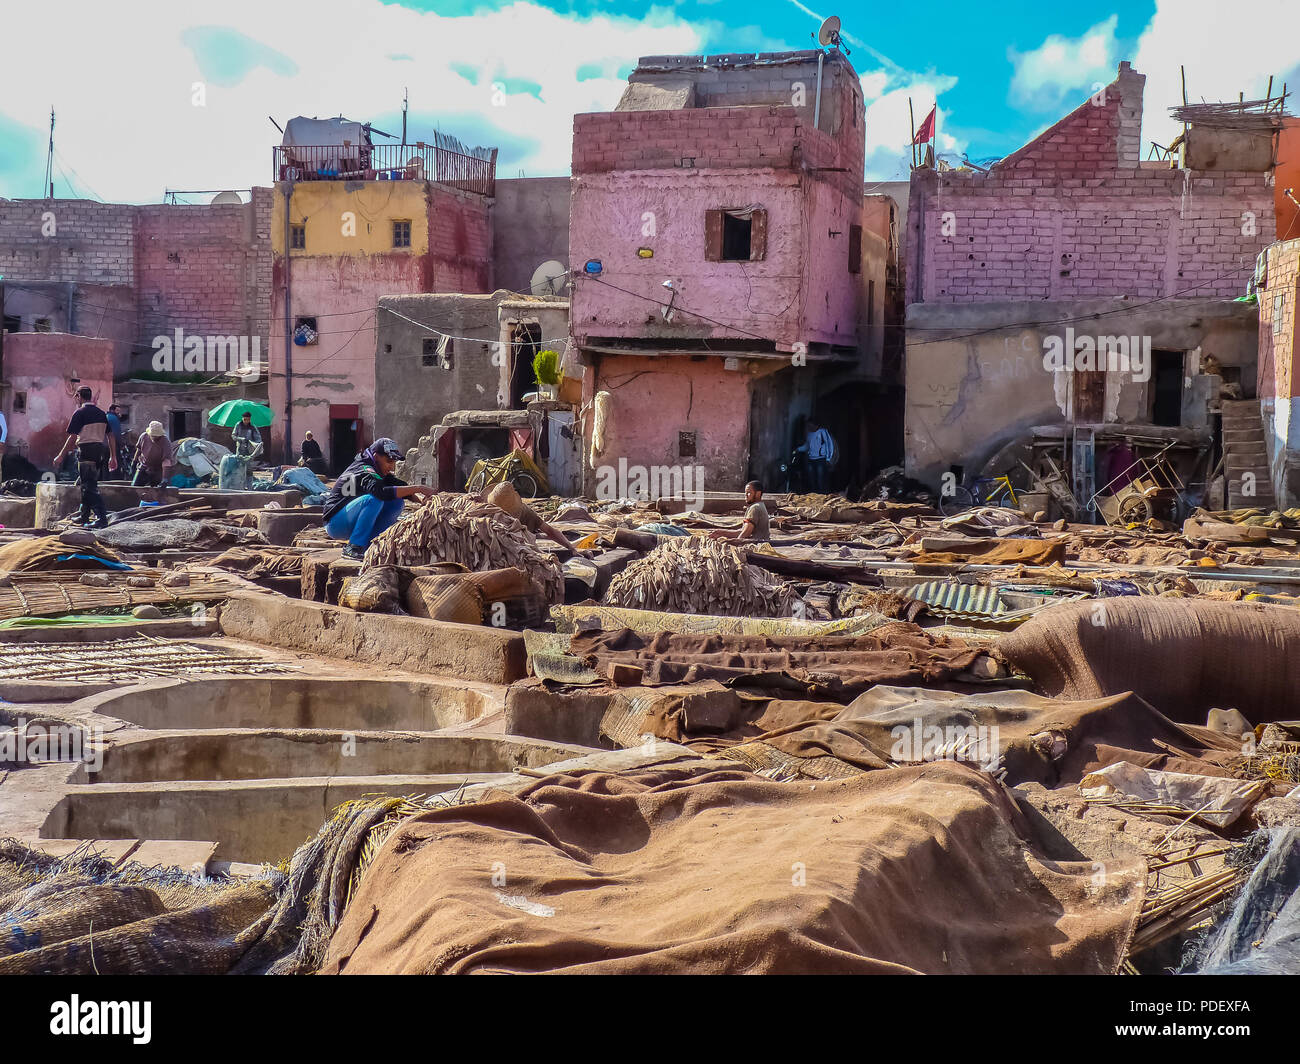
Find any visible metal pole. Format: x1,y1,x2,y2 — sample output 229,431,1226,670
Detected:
283,178,294,462
908,98,916,169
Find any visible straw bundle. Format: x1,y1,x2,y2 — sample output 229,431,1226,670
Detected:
362,493,563,604
604,537,798,616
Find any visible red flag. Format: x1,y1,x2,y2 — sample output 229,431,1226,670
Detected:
912,106,936,145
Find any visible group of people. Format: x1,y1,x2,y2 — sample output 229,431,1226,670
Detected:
55,392,818,549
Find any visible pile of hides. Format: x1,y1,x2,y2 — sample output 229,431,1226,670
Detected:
604,537,798,617
362,493,563,604
317,757,1143,974
0,534,126,574
567,623,984,701
209,546,304,579
998,597,1300,723
95,519,266,552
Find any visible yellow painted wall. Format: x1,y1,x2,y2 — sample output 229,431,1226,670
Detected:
270,180,430,256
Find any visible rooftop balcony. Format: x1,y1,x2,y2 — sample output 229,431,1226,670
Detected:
273,143,496,197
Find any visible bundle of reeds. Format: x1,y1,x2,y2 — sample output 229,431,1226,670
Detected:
0,569,243,622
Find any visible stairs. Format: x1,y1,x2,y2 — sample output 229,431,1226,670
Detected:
1220,400,1276,510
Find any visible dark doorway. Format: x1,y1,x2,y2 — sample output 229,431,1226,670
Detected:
330,418,359,475
509,323,541,407
1151,350,1184,426
169,409,200,440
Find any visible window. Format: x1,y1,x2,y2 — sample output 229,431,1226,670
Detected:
393,219,412,248
705,208,767,262
1,315,19,335
848,224,862,274
33,317,52,333
294,316,318,346
422,336,452,369
13,391,26,414
290,223,306,251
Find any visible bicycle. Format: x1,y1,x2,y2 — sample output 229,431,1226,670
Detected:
937,473,1019,517
466,452,543,498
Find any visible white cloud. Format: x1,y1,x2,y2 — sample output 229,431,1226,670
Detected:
862,73,962,177
1008,16,1120,112
0,0,702,202
1134,0,1300,149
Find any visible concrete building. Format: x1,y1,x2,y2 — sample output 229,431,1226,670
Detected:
903,62,1274,494
568,49,882,494
267,132,495,469
374,290,569,455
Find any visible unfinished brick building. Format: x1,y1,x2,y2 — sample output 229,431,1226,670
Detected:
568,49,883,494
903,61,1274,506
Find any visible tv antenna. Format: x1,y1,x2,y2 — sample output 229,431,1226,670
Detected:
816,15,850,55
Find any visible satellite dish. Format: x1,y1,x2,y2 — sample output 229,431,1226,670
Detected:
210,191,243,205
529,259,569,297
817,15,841,46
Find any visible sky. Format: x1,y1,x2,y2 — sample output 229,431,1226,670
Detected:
0,0,1296,203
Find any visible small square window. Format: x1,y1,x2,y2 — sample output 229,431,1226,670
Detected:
393,220,412,248
13,391,27,414
33,317,52,333
290,224,306,250
422,336,452,369
706,209,767,262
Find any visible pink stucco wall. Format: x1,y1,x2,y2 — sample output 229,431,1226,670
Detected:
3,333,114,467
269,255,420,462
588,354,753,491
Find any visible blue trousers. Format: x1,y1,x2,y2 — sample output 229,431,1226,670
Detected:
325,494,404,549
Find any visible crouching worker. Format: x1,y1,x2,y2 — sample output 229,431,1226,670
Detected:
322,438,432,561
479,481,583,555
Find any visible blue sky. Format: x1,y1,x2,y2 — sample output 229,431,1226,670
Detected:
0,0,1295,202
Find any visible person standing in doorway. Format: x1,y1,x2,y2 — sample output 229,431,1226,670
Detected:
299,430,328,476
52,387,116,527
796,418,834,493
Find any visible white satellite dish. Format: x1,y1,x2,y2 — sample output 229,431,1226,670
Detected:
529,259,569,296
210,191,243,205
817,15,846,51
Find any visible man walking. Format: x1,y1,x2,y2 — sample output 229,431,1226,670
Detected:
52,387,116,528
322,437,433,560
796,418,834,493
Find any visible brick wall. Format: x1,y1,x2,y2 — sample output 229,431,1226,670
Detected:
1259,238,1300,401
907,65,1276,304
574,107,801,175
422,185,493,293
0,200,136,286
0,194,273,374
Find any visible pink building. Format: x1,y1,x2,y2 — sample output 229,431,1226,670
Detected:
569,50,878,493
1,332,114,468
267,129,495,468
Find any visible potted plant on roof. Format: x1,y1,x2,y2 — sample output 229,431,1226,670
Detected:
533,349,561,401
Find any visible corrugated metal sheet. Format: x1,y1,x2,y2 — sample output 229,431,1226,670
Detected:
903,581,1087,627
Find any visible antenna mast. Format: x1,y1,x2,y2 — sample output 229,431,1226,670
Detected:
44,108,55,199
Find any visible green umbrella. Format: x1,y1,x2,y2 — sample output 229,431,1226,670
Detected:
207,400,274,428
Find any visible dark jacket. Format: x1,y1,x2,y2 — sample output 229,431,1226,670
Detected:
322,454,405,522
